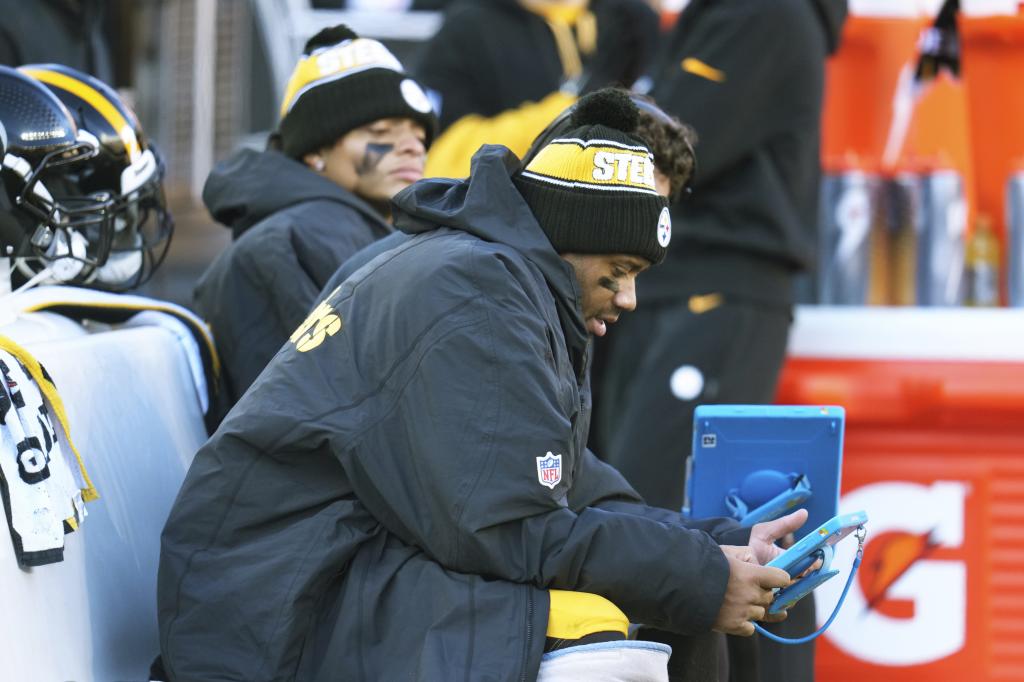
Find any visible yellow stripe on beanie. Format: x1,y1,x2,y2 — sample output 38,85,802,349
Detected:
280,38,404,119
523,138,658,193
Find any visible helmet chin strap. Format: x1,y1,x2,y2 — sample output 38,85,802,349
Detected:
12,262,55,294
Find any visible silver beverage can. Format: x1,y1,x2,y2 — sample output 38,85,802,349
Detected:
883,172,921,306
917,169,967,306
1009,172,1024,307
818,170,878,304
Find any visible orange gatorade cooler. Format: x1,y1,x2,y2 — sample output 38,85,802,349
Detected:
776,306,1024,681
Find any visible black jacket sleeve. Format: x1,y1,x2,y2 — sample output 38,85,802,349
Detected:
571,448,751,545
197,201,388,404
195,223,322,401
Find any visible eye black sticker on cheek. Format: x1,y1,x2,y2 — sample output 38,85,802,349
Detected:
598,276,620,293
357,143,395,175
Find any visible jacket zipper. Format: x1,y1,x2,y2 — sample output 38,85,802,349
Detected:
521,585,534,682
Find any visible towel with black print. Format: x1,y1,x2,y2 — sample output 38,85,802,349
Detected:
0,342,95,566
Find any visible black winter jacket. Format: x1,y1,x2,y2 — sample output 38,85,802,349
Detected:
193,149,391,411
159,146,747,682
644,0,847,306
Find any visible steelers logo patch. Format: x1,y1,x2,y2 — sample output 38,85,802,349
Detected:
401,79,433,114
657,207,672,247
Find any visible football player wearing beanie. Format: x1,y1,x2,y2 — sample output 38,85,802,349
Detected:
193,25,437,423
159,87,805,682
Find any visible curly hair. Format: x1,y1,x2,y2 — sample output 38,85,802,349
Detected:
633,94,698,201
519,88,698,201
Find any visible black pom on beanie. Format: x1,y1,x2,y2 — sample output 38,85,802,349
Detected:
303,25,358,54
570,88,639,131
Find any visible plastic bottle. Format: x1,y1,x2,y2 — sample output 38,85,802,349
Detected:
1008,170,1024,307
964,213,1001,307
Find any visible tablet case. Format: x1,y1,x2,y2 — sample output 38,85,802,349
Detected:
765,509,868,614
684,404,845,541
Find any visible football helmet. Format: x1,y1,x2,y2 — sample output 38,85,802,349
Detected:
21,64,173,289
0,64,113,287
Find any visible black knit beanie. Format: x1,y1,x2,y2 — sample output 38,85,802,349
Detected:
513,89,671,265
278,25,438,160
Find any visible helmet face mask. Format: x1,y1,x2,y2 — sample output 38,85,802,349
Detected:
99,149,174,289
47,141,174,289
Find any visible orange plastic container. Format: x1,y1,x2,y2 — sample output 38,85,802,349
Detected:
776,307,1024,680
822,16,927,167
822,15,976,216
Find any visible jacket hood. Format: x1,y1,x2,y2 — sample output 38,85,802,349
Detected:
202,148,385,239
812,0,848,54
392,145,589,369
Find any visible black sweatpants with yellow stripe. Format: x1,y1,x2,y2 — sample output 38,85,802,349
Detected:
591,293,814,682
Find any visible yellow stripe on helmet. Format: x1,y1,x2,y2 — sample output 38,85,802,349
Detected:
21,67,141,162
524,138,657,193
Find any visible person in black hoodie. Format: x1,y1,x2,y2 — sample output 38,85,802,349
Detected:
414,0,660,178
194,25,437,417
592,1,848,681
159,89,804,682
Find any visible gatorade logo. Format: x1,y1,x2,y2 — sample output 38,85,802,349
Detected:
834,181,871,262
820,481,968,665
290,294,343,353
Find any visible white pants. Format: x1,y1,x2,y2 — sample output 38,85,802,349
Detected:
536,640,672,682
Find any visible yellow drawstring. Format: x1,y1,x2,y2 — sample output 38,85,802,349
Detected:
547,19,584,79
522,1,597,80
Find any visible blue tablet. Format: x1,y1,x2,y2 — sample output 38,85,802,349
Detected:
684,405,845,541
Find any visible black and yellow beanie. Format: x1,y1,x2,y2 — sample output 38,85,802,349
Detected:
513,89,671,265
278,25,438,160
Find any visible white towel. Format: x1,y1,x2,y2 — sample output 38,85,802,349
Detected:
537,640,672,682
0,339,97,566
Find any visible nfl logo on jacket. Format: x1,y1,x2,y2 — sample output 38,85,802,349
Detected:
536,451,562,489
